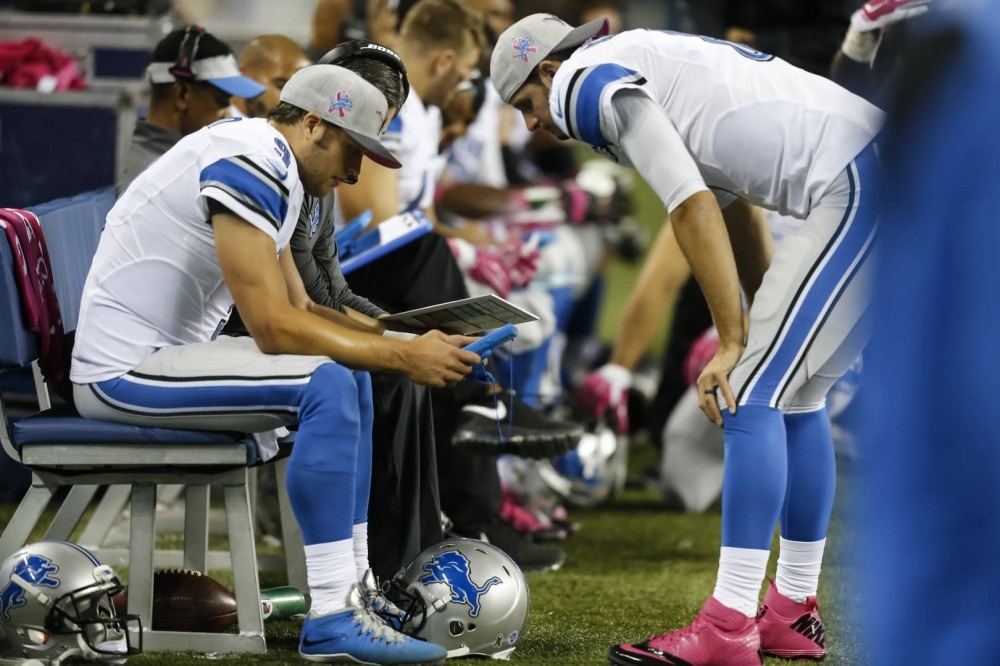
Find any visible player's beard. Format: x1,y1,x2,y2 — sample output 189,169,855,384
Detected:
300,170,332,198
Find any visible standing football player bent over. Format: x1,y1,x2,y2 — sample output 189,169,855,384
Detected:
70,64,479,665
492,15,883,665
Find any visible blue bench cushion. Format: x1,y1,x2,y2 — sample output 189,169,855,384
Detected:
12,405,257,465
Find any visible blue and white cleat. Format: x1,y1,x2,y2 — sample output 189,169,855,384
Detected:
359,569,408,631
299,584,446,664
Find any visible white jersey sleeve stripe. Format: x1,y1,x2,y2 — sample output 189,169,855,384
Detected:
199,156,289,232
201,185,281,233
233,154,290,197
565,63,646,147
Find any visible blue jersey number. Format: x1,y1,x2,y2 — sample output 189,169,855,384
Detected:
698,35,774,61
656,30,774,62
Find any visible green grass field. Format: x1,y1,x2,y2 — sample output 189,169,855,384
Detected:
0,442,863,666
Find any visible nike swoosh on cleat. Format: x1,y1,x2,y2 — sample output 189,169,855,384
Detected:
463,403,508,419
301,633,347,648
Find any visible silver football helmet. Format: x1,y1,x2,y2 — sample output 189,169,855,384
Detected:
549,422,627,506
393,538,529,660
499,422,627,509
0,541,141,665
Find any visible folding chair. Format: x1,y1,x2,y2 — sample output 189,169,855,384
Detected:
13,190,305,590
0,204,299,654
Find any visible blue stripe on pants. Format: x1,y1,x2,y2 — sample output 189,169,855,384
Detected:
96,363,373,546
94,373,308,416
741,143,879,408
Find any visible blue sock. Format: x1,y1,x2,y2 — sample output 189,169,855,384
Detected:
352,370,373,526
722,404,787,550
550,286,576,331
286,363,361,545
781,408,836,542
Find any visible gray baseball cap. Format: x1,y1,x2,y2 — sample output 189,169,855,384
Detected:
279,64,401,169
491,14,610,103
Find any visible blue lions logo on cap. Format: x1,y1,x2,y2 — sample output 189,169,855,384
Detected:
309,200,321,238
329,90,352,118
513,37,538,62
419,550,501,618
0,554,60,622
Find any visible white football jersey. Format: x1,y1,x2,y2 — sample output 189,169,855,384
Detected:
549,29,885,218
72,117,303,384
381,87,442,213
448,85,509,188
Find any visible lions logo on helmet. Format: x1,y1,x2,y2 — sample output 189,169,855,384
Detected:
0,541,142,664
0,554,59,621
418,551,502,618
394,538,529,659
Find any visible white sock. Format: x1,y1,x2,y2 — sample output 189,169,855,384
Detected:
305,539,357,616
776,537,826,603
713,546,770,617
353,522,370,581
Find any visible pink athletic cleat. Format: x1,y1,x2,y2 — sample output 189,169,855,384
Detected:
608,596,763,665
757,580,827,661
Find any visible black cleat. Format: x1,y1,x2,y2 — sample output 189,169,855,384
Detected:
451,393,583,459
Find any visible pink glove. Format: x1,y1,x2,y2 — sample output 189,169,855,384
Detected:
578,363,632,434
498,239,541,289
851,0,930,32
559,181,611,224
469,247,512,298
683,328,719,388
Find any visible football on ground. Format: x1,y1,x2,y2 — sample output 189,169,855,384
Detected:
112,569,239,633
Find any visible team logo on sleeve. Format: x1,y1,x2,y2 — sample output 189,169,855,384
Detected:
513,37,538,62
328,90,353,117
418,550,502,618
309,200,321,238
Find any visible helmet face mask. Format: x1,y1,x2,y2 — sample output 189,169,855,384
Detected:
391,539,529,659
0,542,142,664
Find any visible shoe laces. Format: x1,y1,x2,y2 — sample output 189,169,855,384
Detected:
358,570,407,629
648,615,707,651
347,582,408,646
351,604,407,645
